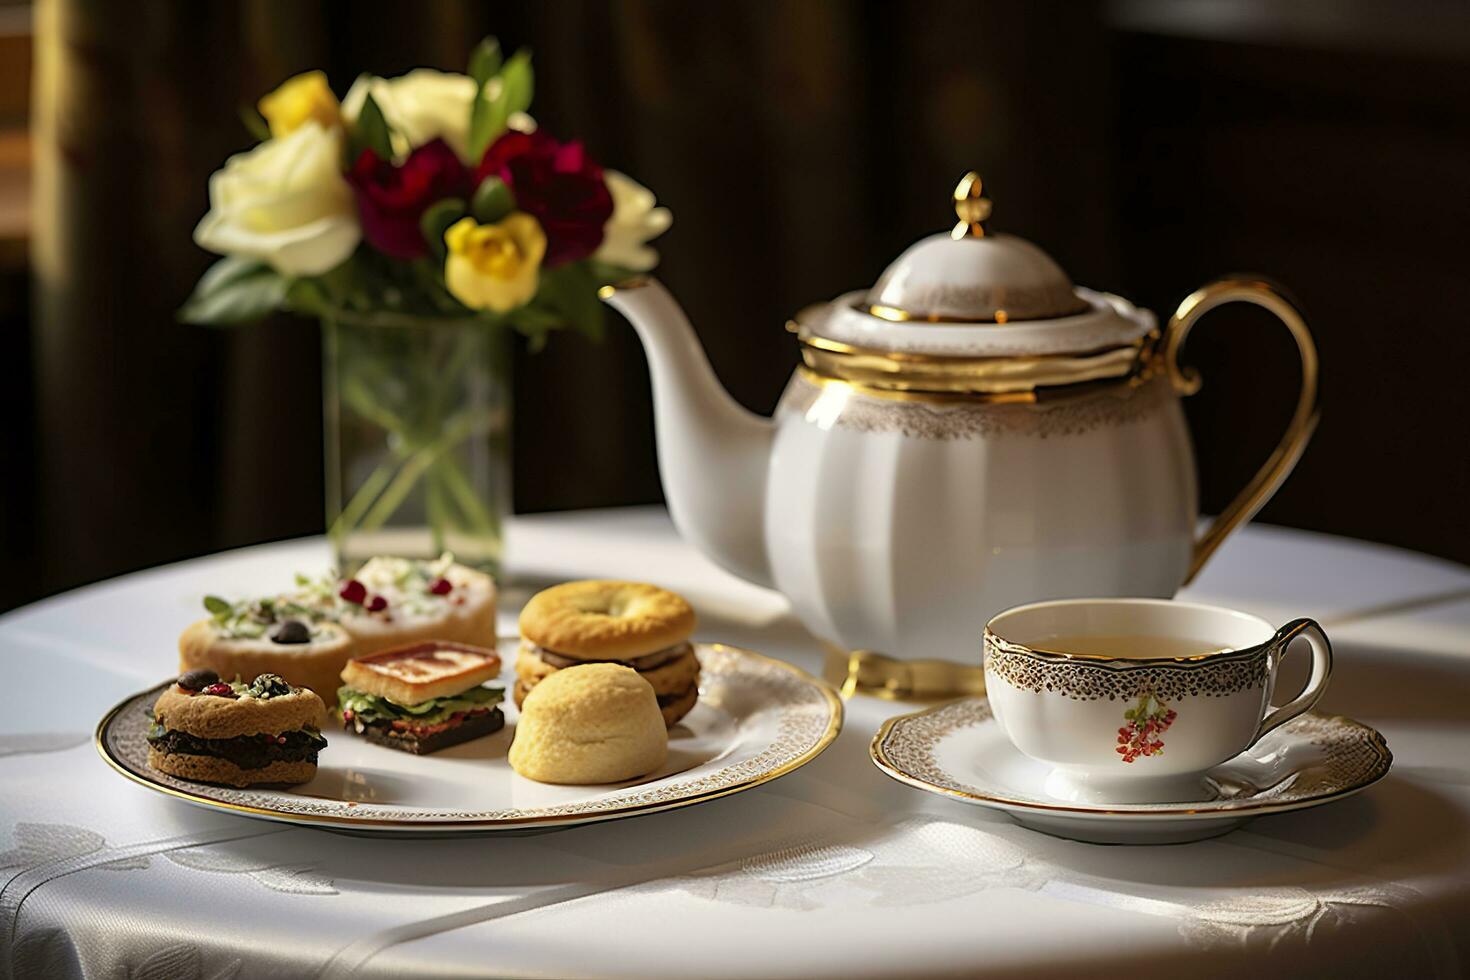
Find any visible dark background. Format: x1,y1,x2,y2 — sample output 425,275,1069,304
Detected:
3,0,1469,612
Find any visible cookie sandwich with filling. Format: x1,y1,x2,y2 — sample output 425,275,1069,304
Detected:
517,580,700,727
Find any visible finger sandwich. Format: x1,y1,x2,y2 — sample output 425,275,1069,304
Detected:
338,641,505,755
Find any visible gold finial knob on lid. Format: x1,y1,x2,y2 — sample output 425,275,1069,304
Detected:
951,171,992,240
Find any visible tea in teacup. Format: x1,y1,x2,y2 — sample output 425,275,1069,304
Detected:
1037,634,1232,660
983,598,1333,804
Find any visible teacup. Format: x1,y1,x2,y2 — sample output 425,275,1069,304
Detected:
983,598,1332,804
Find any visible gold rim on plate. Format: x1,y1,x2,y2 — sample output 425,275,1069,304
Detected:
97,642,843,833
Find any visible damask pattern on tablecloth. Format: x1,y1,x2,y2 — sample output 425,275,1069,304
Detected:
166,843,338,895
117,944,243,980
628,814,1442,961
0,823,151,876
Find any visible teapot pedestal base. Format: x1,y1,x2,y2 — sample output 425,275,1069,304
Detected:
822,645,986,701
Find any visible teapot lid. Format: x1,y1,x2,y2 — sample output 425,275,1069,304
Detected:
862,172,1090,323
793,172,1160,396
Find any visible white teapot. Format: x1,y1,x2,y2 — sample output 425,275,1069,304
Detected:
601,173,1318,696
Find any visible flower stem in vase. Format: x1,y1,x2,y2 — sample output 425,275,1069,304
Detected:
323,313,511,577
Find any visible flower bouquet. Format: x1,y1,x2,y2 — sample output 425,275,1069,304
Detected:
180,38,670,575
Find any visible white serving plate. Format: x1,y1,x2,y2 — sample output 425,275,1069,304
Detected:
870,696,1390,844
97,640,842,836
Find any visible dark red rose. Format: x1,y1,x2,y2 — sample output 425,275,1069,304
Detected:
476,131,612,267
347,139,472,259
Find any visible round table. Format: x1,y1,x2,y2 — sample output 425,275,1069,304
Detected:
2,507,1468,979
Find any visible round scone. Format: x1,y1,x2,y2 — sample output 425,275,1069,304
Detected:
179,617,354,705
517,580,699,726
147,672,328,788
508,664,668,784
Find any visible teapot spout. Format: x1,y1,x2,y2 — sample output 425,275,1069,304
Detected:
600,278,775,589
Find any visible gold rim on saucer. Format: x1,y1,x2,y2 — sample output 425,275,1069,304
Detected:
870,696,1391,819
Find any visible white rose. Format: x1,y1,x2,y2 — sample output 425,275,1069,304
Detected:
595,170,672,272
193,121,360,277
343,69,476,161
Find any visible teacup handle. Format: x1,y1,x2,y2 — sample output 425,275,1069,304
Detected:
1162,279,1321,585
1250,618,1333,746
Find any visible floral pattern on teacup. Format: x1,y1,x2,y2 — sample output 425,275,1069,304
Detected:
1116,695,1177,762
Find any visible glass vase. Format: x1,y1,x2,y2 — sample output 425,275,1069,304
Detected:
321,312,512,577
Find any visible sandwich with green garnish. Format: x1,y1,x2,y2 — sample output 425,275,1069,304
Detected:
338,640,505,755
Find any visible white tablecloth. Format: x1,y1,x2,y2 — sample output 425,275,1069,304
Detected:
2,506,1468,979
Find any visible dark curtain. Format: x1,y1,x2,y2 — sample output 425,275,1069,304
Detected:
14,0,1470,611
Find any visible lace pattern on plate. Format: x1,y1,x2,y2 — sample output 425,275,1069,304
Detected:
101,646,835,825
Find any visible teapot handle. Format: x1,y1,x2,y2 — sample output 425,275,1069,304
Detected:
1161,278,1321,585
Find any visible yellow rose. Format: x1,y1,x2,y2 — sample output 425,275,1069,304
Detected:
444,214,546,312
258,70,340,138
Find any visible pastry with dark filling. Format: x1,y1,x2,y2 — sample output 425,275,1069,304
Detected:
337,641,505,755
147,671,328,787
517,580,700,726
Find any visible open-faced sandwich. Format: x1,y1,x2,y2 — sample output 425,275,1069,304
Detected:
337,641,505,755
148,671,328,787
294,554,497,657
179,595,354,704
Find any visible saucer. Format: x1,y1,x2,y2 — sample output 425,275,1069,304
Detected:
870,697,1391,844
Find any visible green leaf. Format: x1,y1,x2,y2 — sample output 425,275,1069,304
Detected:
178,257,290,326
470,176,514,223
506,304,559,351
420,197,467,260
284,276,332,318
467,37,503,88
534,261,604,341
238,104,271,141
586,260,641,287
409,258,468,314
203,595,232,617
352,87,394,160
499,50,534,117
467,49,533,161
